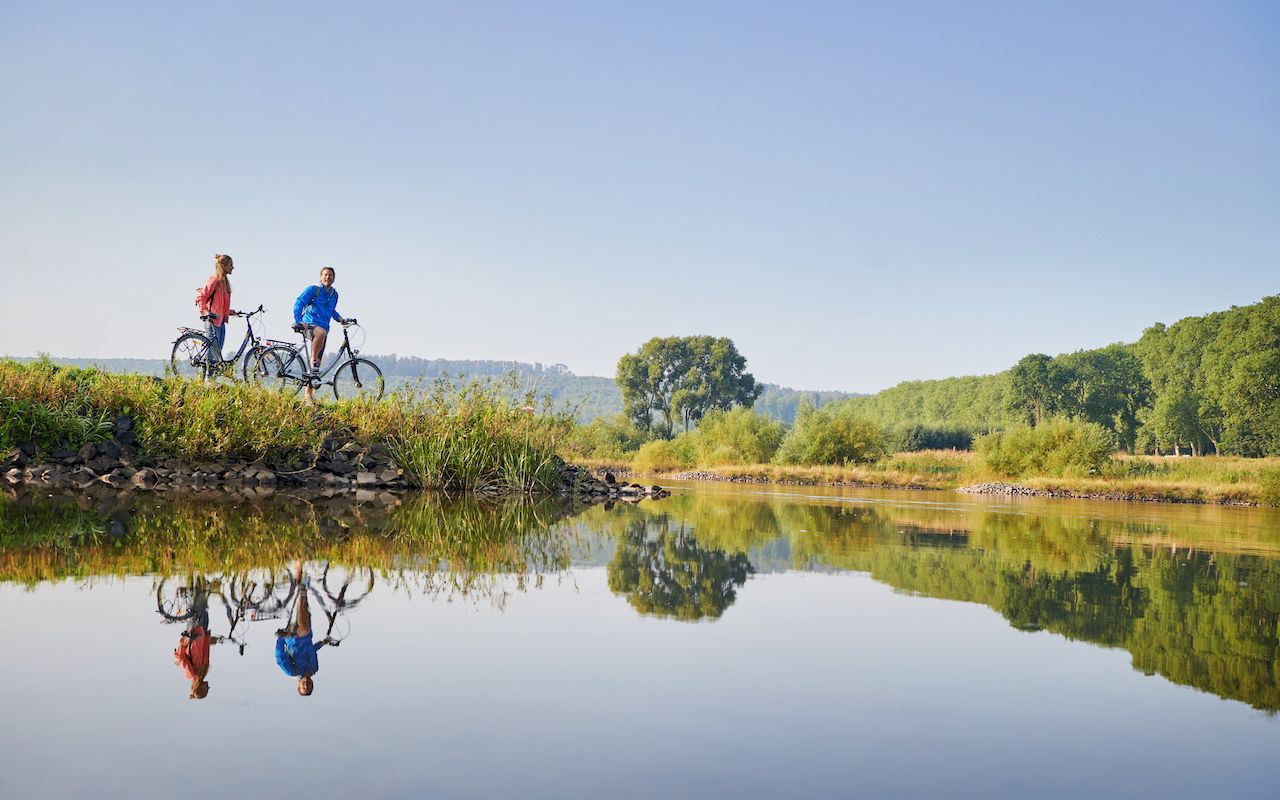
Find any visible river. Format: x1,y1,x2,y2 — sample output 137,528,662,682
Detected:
2,482,1278,798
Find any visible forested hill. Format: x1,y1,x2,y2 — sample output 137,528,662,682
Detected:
832,294,1280,457
14,355,860,424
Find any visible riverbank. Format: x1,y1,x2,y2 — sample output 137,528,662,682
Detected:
0,359,666,502
581,451,1280,507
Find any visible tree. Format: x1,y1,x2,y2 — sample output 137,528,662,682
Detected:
1007,354,1065,426
616,336,761,438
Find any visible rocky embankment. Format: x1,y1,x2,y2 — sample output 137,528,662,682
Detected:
956,482,1256,506
1,414,670,502
554,466,670,503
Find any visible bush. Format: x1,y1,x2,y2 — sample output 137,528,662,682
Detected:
774,402,887,465
976,417,1116,478
684,407,785,466
1259,466,1280,507
632,437,697,473
562,414,648,460
884,424,974,452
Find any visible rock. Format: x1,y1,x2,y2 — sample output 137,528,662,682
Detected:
605,471,616,484
377,468,401,484
2,447,27,469
51,447,77,463
113,415,134,434
98,441,122,460
17,442,37,459
356,471,378,486
131,468,158,488
78,443,99,462
99,468,132,489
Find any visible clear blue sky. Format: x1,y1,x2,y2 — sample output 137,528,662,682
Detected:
2,1,1276,392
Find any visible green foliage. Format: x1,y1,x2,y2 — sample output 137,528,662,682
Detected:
1259,467,1280,508
616,336,761,437
632,437,698,473
835,373,1018,435
773,400,887,465
561,414,649,461
682,407,785,466
976,417,1117,478
883,424,973,452
1136,295,1280,456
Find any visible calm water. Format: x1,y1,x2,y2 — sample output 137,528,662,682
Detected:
2,483,1279,799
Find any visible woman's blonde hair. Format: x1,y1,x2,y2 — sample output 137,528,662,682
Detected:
214,253,234,292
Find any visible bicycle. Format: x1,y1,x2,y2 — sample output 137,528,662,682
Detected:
249,319,384,401
170,304,275,382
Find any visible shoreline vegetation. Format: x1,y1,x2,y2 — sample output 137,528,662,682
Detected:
578,451,1280,507
3,357,1277,507
0,358,667,502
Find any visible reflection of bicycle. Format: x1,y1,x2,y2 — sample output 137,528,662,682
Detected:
306,564,375,646
155,571,298,654
170,304,274,382
156,575,252,655
249,319,384,401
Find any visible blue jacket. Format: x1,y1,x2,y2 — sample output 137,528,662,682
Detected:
293,285,342,331
276,633,322,677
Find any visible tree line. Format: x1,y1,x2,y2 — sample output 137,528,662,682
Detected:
833,295,1280,456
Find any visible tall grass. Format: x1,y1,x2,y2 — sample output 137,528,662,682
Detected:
0,359,571,492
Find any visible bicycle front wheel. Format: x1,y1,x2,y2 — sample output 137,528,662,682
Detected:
241,344,271,382
332,358,384,402
249,346,307,396
170,332,213,381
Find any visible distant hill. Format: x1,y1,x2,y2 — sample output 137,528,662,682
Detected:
13,355,860,424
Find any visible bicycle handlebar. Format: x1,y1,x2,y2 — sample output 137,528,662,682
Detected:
201,304,265,323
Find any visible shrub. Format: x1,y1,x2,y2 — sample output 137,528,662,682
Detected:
976,417,1116,478
562,414,649,461
773,402,887,465
684,407,785,466
1259,466,1280,507
884,424,974,452
632,437,697,473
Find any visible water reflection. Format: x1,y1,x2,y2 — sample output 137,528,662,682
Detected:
3,486,1280,710
608,518,753,621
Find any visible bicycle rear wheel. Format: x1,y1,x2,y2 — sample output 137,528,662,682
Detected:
156,578,198,621
250,346,307,396
332,358,384,402
170,332,214,381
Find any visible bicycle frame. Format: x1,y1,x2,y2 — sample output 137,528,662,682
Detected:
289,324,358,380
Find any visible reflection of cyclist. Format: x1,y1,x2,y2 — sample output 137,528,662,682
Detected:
275,561,327,696
291,266,347,404
173,584,216,699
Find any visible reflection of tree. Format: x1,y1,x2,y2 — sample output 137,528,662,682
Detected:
607,518,753,621
999,550,1145,645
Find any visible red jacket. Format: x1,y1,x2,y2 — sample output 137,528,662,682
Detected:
196,276,232,325
174,627,212,680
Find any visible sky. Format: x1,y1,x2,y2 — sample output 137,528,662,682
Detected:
1,1,1276,393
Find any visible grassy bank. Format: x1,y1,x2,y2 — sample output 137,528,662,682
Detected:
592,449,1280,506
0,359,571,492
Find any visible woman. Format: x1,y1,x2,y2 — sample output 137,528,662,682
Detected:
195,253,236,360
292,266,346,403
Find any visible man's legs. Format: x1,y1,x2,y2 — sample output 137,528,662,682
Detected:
293,561,311,637
304,328,327,403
